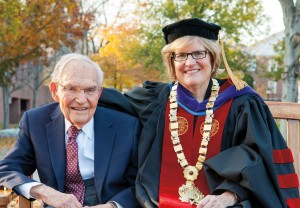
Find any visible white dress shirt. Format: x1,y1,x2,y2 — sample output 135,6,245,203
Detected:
65,118,95,180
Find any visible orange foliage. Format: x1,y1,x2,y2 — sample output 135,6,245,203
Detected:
0,0,94,84
93,21,149,91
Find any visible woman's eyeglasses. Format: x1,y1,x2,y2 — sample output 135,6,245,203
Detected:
172,50,209,62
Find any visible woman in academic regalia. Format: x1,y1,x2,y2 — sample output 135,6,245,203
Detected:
99,18,300,208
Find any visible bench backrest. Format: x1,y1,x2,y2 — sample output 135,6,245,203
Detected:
265,101,300,181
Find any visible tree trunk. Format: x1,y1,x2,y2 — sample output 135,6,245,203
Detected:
33,87,39,109
2,86,10,129
32,65,40,108
278,0,300,139
279,0,300,103
82,31,89,56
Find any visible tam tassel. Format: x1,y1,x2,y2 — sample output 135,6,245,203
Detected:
218,38,247,90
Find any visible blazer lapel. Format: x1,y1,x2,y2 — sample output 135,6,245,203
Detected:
46,105,66,192
93,107,115,201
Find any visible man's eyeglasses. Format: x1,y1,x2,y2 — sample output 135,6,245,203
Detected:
172,50,209,62
57,83,100,97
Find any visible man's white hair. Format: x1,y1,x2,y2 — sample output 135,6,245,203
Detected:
52,53,104,86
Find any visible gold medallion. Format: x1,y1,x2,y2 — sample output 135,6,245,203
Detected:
169,116,188,135
178,116,188,135
200,119,219,137
178,181,204,205
169,79,220,206
183,166,199,181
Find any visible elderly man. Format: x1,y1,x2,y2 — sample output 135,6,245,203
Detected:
0,53,140,208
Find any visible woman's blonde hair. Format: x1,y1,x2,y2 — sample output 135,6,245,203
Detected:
161,36,246,90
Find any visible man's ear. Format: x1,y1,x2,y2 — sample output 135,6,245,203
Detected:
49,82,59,102
97,87,103,98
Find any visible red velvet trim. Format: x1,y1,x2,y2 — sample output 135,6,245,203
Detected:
278,174,300,188
273,149,294,163
286,198,300,208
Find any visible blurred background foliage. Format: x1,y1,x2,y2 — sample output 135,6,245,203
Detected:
3,0,300,129
0,0,271,92
94,0,268,90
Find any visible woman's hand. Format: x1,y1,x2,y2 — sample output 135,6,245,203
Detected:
84,203,115,208
197,191,237,208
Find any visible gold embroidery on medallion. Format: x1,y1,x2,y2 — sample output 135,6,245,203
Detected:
178,116,188,135
200,119,219,137
169,116,188,135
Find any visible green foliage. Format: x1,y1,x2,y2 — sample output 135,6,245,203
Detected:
161,0,179,19
138,26,168,80
266,39,285,81
96,0,268,87
131,0,266,82
140,0,266,43
217,42,255,86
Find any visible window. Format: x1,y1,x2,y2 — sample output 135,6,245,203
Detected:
248,60,257,72
268,59,278,72
20,99,29,113
267,80,277,94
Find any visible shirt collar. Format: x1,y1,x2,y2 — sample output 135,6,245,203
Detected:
64,118,94,141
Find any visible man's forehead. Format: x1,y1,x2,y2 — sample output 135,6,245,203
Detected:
59,69,97,85
61,61,95,77
64,59,94,70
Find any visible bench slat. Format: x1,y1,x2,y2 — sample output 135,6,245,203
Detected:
265,101,300,120
287,119,300,180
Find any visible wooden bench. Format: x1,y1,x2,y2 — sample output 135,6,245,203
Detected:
265,101,300,185
0,137,32,208
0,137,17,208
0,190,31,208
0,188,14,208
0,101,299,207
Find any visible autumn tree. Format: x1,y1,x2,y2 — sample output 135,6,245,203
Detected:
278,0,300,102
0,0,93,128
75,0,110,56
25,47,72,108
93,20,161,91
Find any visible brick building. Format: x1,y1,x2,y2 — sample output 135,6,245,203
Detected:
0,85,53,127
247,31,300,102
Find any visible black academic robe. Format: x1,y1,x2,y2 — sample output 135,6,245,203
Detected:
99,79,300,208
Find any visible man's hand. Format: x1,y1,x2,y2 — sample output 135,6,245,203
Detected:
30,184,83,208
